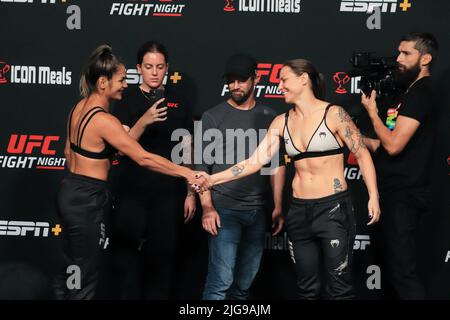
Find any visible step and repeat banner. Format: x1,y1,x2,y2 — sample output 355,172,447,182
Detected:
0,0,449,299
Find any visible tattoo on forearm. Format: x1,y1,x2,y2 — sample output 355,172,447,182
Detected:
337,107,352,123
333,178,343,194
231,165,244,177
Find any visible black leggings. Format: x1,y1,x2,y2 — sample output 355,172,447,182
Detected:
55,172,112,300
286,191,356,299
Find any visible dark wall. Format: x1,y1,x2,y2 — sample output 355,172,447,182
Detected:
0,0,449,299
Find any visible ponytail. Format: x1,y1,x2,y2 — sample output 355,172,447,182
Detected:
79,44,123,98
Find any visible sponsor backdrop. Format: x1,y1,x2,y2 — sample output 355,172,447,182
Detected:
0,0,449,299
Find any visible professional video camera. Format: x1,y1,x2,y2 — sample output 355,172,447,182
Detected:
350,52,401,97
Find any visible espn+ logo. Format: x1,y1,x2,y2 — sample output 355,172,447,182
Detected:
0,220,62,237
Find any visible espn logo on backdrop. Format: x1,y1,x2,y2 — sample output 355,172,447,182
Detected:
110,0,187,17
340,0,412,13
353,235,371,250
0,220,62,237
126,68,182,85
0,134,66,170
221,62,284,99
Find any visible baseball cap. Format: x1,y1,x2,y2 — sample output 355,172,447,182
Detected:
223,53,257,80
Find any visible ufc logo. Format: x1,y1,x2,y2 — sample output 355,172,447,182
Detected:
7,134,59,155
353,235,370,250
256,63,283,84
167,102,179,108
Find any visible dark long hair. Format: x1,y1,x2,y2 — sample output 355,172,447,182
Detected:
79,44,123,98
283,59,325,100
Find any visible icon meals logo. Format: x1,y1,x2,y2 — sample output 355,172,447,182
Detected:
0,60,71,85
110,0,187,17
224,0,301,14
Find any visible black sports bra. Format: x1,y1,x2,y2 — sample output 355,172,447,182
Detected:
68,106,116,159
283,104,344,162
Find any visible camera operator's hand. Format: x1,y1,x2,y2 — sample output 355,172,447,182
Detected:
361,90,378,116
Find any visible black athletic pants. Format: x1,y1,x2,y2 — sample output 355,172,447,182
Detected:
286,190,356,299
55,172,112,300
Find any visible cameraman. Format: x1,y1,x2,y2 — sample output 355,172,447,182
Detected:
361,32,438,300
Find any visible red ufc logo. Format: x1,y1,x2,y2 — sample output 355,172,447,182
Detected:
256,63,283,84
7,134,59,155
166,102,179,108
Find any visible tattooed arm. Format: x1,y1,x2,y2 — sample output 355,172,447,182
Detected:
331,105,380,225
204,115,284,187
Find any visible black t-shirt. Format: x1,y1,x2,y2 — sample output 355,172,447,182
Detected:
375,76,435,192
110,85,193,194
194,101,279,210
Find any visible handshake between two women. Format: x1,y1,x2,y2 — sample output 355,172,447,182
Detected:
189,171,213,194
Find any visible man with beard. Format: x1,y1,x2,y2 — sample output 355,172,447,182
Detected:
195,53,286,300
361,32,438,299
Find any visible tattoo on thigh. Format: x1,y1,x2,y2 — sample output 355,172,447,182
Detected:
333,178,343,193
231,165,244,177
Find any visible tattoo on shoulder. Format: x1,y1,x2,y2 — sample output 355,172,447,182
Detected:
231,165,244,177
337,107,352,123
333,178,343,194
